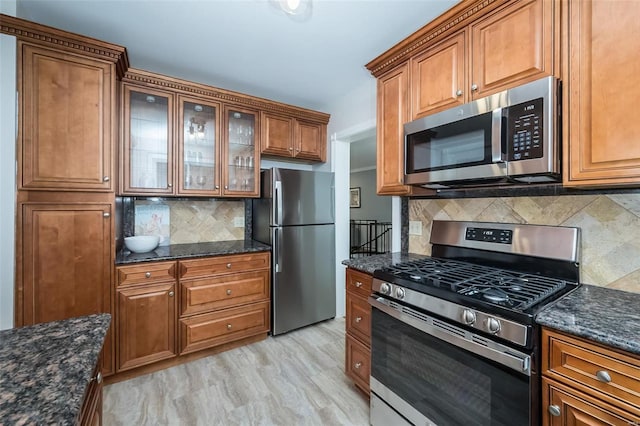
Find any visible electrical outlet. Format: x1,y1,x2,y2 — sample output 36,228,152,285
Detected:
409,221,422,236
233,216,245,227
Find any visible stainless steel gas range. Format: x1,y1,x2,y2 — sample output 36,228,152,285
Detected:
369,220,581,426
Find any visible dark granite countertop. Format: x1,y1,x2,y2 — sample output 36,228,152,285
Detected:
116,239,271,264
536,284,640,356
0,313,111,425
342,252,428,275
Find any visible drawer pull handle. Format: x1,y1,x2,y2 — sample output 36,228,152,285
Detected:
548,405,561,417
226,263,232,269
354,362,362,369
596,370,612,383
355,281,363,288
168,291,174,297
226,289,232,295
91,372,103,384
355,316,362,323
145,272,151,278
227,324,232,330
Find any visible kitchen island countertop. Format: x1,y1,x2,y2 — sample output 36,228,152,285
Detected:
116,239,271,264
342,252,428,275
0,313,111,424
536,284,640,356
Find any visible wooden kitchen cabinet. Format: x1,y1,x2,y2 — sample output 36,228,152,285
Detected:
562,0,640,187
18,43,117,192
541,328,640,424
116,276,177,371
178,252,270,355
79,361,104,426
261,112,327,162
345,268,374,395
223,106,260,197
410,0,555,119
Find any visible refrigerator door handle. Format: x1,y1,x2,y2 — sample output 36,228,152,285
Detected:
274,227,281,273
274,180,283,225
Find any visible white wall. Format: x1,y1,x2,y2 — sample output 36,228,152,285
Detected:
350,169,392,222
1,0,17,330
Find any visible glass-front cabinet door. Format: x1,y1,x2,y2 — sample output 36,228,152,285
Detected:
223,106,260,197
122,85,174,194
178,97,220,196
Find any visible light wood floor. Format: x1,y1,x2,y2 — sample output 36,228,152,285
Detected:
103,317,370,425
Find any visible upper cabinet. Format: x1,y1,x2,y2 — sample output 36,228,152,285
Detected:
17,38,126,192
261,112,327,162
410,0,555,120
224,107,260,196
563,0,640,187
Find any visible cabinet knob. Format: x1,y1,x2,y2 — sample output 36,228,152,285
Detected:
226,289,232,296
224,185,228,190
355,281,363,288
355,316,362,323
145,272,151,278
227,324,232,330
169,291,174,297
596,370,612,383
103,176,110,182
471,84,478,92
548,405,561,417
354,362,362,369
91,371,103,384
103,212,110,218
456,89,463,97
215,185,220,189
167,183,172,188
226,263,232,269
288,147,293,151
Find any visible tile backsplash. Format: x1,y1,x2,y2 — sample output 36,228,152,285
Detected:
135,199,245,244
409,194,640,294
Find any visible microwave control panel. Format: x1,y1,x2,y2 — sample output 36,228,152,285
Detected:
505,97,544,161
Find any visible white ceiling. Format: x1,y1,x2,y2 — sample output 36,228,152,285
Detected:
16,0,458,112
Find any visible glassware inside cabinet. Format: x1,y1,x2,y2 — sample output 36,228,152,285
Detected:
181,101,217,192
227,109,256,193
128,91,170,190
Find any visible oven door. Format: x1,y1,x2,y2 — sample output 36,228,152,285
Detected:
369,296,534,426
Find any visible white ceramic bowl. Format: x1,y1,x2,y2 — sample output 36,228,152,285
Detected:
124,235,160,253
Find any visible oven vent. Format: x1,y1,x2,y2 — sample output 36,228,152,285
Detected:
471,334,490,347
432,318,466,339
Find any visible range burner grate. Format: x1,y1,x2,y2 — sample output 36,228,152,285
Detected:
383,257,569,310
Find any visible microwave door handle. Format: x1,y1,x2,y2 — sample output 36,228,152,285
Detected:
492,108,505,162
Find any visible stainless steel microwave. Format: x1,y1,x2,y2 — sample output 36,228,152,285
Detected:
404,76,561,189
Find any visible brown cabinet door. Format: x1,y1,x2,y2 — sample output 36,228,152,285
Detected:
294,120,326,162
261,111,294,157
542,377,640,426
345,334,370,394
564,0,640,186
346,292,371,344
223,106,260,197
20,43,114,192
376,63,412,196
117,282,177,371
20,202,114,374
121,84,174,195
470,0,554,98
411,32,466,119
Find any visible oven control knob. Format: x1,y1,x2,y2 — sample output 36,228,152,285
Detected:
395,287,406,299
380,282,391,295
462,309,476,325
486,317,501,334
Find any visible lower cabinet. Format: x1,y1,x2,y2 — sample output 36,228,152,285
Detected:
79,359,104,426
344,267,373,395
541,328,640,425
114,252,270,377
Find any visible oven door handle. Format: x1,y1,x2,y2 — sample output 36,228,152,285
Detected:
369,296,531,375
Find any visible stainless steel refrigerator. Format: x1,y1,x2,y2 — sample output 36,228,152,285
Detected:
252,168,336,335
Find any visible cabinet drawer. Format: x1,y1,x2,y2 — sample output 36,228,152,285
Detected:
179,301,270,355
180,270,269,316
542,377,640,425
543,329,640,415
346,268,373,299
346,292,371,345
346,334,370,394
116,261,177,287
179,252,270,279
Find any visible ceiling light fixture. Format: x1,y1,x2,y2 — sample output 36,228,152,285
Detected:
270,0,312,21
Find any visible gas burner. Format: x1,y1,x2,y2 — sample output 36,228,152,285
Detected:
483,288,509,303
